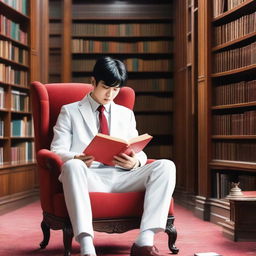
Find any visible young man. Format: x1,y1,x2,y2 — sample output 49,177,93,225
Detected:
51,57,176,256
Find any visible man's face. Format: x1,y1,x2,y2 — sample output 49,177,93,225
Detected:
91,79,120,105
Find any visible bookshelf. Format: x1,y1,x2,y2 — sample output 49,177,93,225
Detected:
0,0,39,209
48,0,62,83
49,0,175,160
210,0,256,199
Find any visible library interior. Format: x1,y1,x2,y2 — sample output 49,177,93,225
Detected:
0,0,256,255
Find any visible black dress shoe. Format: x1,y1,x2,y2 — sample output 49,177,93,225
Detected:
130,243,164,256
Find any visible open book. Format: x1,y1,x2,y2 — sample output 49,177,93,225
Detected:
84,133,153,166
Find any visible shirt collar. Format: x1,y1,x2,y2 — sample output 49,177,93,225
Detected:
88,93,111,113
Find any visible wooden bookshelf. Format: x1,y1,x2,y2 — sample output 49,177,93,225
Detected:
172,0,198,204
0,0,39,209
199,0,256,204
48,0,62,82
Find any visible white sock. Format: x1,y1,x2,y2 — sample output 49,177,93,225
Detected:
78,233,96,256
135,229,155,247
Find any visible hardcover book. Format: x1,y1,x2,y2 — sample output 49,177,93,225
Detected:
84,133,153,166
194,253,222,256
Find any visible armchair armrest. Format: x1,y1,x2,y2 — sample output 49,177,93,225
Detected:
37,149,63,174
146,159,155,164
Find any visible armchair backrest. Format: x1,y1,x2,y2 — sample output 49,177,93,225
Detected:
31,81,135,153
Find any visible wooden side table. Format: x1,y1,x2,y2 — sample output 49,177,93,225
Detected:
220,192,256,241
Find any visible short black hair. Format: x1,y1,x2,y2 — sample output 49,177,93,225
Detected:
92,56,127,87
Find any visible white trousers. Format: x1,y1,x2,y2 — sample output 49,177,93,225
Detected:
59,159,176,239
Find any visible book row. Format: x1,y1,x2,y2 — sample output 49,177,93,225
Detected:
0,117,33,137
11,89,29,112
135,95,173,112
213,11,256,46
0,0,28,15
49,36,61,49
213,79,256,105
11,117,33,137
49,1,61,19
128,79,174,92
71,3,171,20
48,54,61,73
72,39,173,54
213,171,256,198
11,141,35,163
213,0,247,18
49,22,61,35
125,59,173,72
0,63,28,86
72,58,173,72
0,39,28,65
0,15,28,44
0,87,4,108
69,77,174,92
213,141,256,162
0,119,3,137
212,111,256,135
214,42,256,73
136,115,172,135
0,147,2,163
72,23,172,37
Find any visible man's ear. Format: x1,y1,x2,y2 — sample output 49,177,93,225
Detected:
91,77,96,86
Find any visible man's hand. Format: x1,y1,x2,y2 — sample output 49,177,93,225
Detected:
74,154,94,167
113,150,139,170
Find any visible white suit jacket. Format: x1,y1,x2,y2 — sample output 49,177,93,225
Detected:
50,94,147,167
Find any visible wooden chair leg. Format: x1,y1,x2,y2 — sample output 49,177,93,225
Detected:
63,224,74,256
165,216,179,254
40,219,50,249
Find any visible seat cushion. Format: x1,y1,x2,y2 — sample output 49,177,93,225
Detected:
53,192,174,219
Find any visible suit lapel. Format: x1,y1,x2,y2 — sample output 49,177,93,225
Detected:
78,95,98,136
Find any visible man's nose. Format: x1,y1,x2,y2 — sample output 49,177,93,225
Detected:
107,89,113,97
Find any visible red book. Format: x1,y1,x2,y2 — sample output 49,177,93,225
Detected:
84,133,153,166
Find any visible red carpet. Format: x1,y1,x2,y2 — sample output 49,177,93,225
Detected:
0,200,256,256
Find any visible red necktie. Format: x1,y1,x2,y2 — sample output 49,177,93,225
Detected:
97,105,109,135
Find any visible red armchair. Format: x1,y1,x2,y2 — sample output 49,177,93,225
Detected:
31,81,179,256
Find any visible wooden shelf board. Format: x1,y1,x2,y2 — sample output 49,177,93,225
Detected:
212,64,256,77
212,32,256,52
0,137,9,140
11,136,34,140
0,2,29,23
212,101,256,110
0,108,9,113
134,90,173,94
49,34,62,37
0,160,36,170
212,135,256,140
212,0,256,24
0,33,29,48
49,18,62,22
11,84,30,90
0,56,29,69
72,17,173,21
72,52,173,56
134,110,173,114
73,71,173,74
0,81,29,89
72,35,173,39
11,110,32,115
210,159,256,172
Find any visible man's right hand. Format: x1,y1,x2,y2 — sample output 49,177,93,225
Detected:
74,154,94,167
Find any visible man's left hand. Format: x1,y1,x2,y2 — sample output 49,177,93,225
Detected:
113,150,139,170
